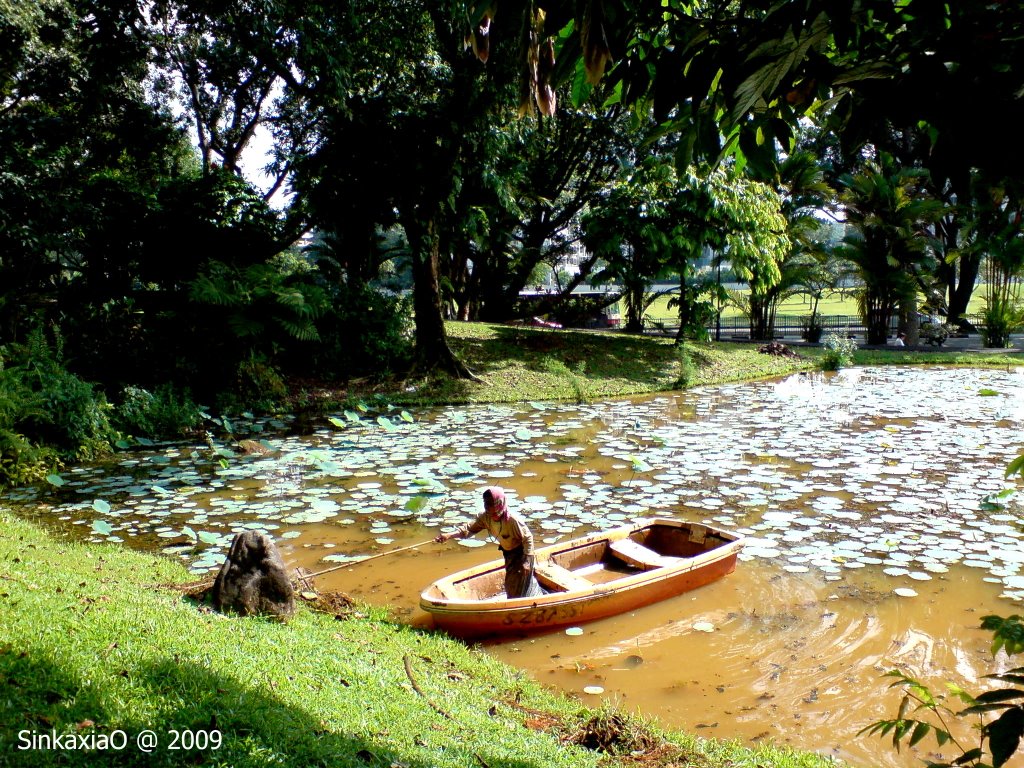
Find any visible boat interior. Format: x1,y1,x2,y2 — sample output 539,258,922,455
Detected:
432,523,734,601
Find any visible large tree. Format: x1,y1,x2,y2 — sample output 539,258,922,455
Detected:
0,0,190,341
455,100,636,324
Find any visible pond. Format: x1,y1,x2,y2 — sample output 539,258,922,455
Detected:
4,366,1024,768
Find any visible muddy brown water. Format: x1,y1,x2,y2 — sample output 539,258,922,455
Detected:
314,528,1017,768
5,367,1024,768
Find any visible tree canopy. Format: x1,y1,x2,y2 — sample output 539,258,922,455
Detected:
1,0,1022,412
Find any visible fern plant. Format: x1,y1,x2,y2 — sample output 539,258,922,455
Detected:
5,328,117,461
189,259,330,345
0,342,67,486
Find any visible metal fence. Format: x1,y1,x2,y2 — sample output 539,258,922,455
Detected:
645,313,930,338
647,312,986,338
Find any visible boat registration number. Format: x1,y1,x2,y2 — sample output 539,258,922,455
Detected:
501,604,582,627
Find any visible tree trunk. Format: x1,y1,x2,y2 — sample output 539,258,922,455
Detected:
946,253,982,329
936,215,980,329
404,215,478,380
866,297,892,345
624,283,645,332
674,273,690,344
899,295,920,345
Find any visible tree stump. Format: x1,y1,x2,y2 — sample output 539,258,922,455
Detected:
211,531,295,619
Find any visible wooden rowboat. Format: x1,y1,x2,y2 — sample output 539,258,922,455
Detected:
419,518,744,638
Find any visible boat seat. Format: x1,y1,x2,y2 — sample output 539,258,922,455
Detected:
535,562,593,593
608,539,682,570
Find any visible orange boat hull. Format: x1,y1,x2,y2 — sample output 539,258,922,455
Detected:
420,519,743,639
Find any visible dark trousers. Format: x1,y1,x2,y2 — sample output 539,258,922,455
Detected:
501,545,543,598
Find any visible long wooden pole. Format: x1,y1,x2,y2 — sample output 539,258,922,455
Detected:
303,538,436,580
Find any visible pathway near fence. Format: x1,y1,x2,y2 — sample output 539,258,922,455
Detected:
644,322,1024,353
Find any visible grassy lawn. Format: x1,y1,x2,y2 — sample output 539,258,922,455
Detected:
335,321,1020,408
395,324,817,405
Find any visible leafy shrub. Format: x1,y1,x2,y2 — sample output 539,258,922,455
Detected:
0,355,59,488
820,332,857,370
32,367,117,460
11,329,117,461
235,357,288,412
114,384,203,439
980,295,1023,348
302,285,414,378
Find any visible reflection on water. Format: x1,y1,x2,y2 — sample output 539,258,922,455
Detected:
3,366,1024,768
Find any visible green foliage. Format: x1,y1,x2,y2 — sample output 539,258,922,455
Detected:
189,258,329,345
748,149,838,341
304,283,414,378
0,352,58,488
983,616,1024,657
10,329,117,461
819,332,857,371
674,344,697,388
235,357,289,413
36,374,117,461
863,615,1024,768
583,159,786,338
837,154,942,345
971,178,1024,348
113,384,202,440
980,295,1023,349
1007,455,1024,482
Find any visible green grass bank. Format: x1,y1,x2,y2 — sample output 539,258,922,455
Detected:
340,322,1021,407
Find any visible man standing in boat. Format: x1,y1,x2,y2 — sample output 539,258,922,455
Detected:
434,486,544,598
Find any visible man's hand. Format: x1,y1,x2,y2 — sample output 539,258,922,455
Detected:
434,532,451,543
